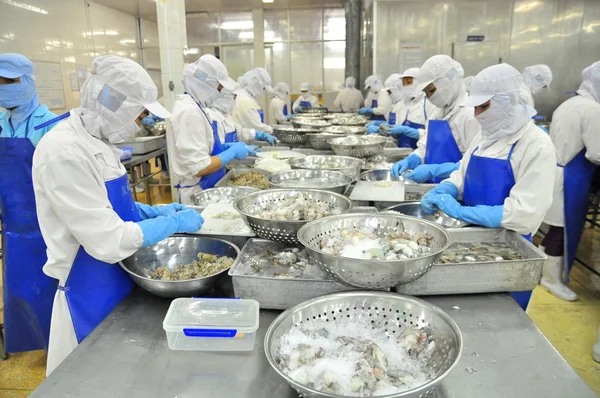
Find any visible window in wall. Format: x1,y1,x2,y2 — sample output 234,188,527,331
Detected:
220,12,254,43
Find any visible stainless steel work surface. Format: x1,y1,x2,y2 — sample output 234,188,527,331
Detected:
31,290,597,398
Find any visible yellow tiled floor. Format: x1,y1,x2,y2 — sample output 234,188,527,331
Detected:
1,184,599,396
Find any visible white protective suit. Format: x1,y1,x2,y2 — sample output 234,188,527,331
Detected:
206,91,255,145
413,56,480,160
520,65,553,109
448,63,555,235
268,82,290,124
333,76,364,112
390,68,437,127
544,62,600,227
364,75,392,119
169,55,237,205
32,56,170,375
232,68,273,134
292,82,319,110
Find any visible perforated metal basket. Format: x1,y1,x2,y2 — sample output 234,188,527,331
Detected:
288,155,365,179
234,189,353,244
265,291,463,398
290,117,332,130
191,186,260,207
306,132,345,150
297,213,451,289
267,169,353,194
328,136,387,158
320,125,367,135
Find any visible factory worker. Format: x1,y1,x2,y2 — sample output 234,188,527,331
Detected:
521,64,553,108
170,55,258,205
0,53,58,355
463,76,474,94
268,82,291,124
366,73,402,133
293,82,319,112
333,76,363,113
540,61,600,301
232,68,274,134
31,56,204,375
391,55,480,183
360,75,391,121
421,63,556,310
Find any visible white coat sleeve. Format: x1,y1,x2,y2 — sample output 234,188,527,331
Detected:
239,108,272,133
175,111,213,175
502,135,557,235
333,91,343,110
310,96,320,107
234,121,256,142
582,107,600,164
292,97,302,111
413,125,428,161
35,152,143,263
372,91,392,117
352,90,364,112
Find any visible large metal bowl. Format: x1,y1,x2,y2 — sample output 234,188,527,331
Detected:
290,117,332,130
234,189,353,244
120,236,240,298
299,107,328,116
320,125,366,135
306,132,345,150
267,169,353,194
328,135,387,158
288,155,364,178
191,186,260,207
384,202,471,228
272,125,313,145
331,115,369,126
360,168,399,181
265,291,463,398
297,213,451,289
323,112,357,120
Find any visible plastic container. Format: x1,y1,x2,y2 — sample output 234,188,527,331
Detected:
119,147,133,161
163,297,260,351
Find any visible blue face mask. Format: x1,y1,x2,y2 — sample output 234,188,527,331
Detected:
0,77,37,109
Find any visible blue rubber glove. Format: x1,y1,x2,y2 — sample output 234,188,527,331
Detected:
217,143,257,164
367,124,381,134
359,107,374,115
388,125,420,139
538,125,548,134
294,106,304,113
141,116,155,126
255,131,277,145
391,154,422,179
135,202,187,220
286,114,297,120
137,209,205,247
428,194,504,228
152,115,164,122
420,182,460,214
404,162,460,183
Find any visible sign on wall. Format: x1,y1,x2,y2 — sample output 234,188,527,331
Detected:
32,61,66,110
399,43,423,73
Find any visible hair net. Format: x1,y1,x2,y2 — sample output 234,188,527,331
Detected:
273,82,290,100
522,65,552,95
240,68,273,98
399,68,419,78
364,75,383,93
183,54,236,107
417,55,465,108
578,61,600,103
0,53,39,129
300,82,311,92
465,63,536,150
384,73,403,103
76,55,169,143
345,76,356,88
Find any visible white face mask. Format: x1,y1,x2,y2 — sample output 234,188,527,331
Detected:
105,120,141,143
301,92,310,99
475,101,511,137
402,84,416,98
204,89,223,106
389,89,403,104
214,95,235,114
428,89,448,108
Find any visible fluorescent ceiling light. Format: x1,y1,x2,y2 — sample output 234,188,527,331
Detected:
184,48,200,55
83,30,119,38
263,0,274,3
1,0,48,15
221,21,253,30
514,1,542,13
119,39,137,45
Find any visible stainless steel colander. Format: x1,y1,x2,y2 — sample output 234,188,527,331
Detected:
328,136,387,158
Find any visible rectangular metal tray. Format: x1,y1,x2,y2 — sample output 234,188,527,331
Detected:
115,136,165,154
395,228,546,295
349,183,437,209
229,239,365,310
214,168,272,189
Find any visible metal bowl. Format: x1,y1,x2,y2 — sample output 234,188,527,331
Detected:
288,155,364,178
299,107,328,117
191,186,260,207
272,126,311,145
120,236,240,298
328,135,387,158
323,112,357,120
267,169,353,194
306,132,345,150
234,189,353,244
320,125,366,135
265,291,463,398
360,168,399,181
331,115,369,126
290,117,332,130
384,202,471,228
297,213,451,289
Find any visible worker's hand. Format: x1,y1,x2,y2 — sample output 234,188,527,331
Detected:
390,154,422,179
427,194,462,218
403,162,459,183
135,202,187,220
286,114,297,120
137,209,204,248
388,125,419,139
294,106,304,113
420,182,460,214
141,116,155,126
359,107,374,115
217,143,257,164
255,131,278,145
367,124,381,134
173,209,205,232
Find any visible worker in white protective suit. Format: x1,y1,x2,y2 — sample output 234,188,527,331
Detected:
268,82,291,124
32,55,204,375
360,75,391,121
391,55,480,183
365,73,402,134
520,64,553,108
420,63,556,311
333,76,363,112
169,55,258,205
232,68,274,134
293,82,319,112
541,60,600,302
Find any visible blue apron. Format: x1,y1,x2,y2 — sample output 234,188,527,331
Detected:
258,109,265,123
369,98,386,121
300,100,312,108
424,119,462,182
61,172,135,342
561,149,596,282
462,142,532,311
388,112,396,125
0,119,57,353
283,104,288,116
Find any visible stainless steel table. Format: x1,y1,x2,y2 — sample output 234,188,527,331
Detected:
122,148,166,205
31,289,597,398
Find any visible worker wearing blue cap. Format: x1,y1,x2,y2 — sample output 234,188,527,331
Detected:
0,53,58,355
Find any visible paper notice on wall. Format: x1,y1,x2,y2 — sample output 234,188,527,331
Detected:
32,61,66,110
399,43,423,72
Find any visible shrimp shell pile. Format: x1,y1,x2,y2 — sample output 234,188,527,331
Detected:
249,192,342,221
228,171,270,189
148,252,235,280
440,242,522,263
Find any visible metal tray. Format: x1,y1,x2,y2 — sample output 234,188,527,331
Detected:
214,168,271,189
348,182,437,209
229,239,366,310
115,136,165,154
395,228,546,295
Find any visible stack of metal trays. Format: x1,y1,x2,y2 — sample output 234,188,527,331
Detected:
395,228,546,295
228,239,367,310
